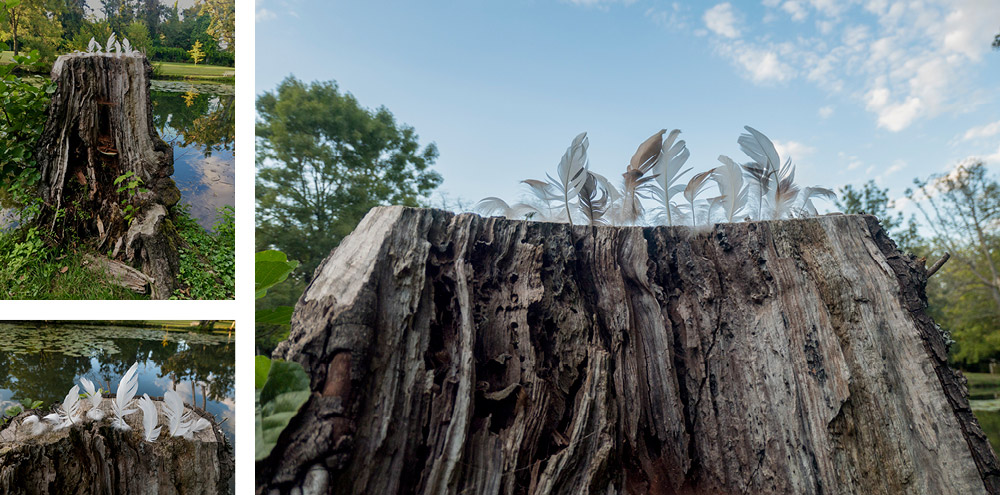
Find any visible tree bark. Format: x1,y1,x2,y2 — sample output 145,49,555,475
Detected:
258,206,1000,495
0,397,234,494
34,51,181,298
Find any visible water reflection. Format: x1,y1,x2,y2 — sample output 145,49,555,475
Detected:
0,322,235,444
150,81,235,230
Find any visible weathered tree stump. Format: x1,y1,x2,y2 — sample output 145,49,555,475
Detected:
257,206,1000,494
34,51,181,298
0,397,234,494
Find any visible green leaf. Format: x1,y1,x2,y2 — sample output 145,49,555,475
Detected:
256,306,294,326
4,405,21,417
254,355,272,390
255,250,298,299
255,359,310,461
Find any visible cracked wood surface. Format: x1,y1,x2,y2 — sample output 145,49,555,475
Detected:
0,400,234,494
35,52,181,297
257,206,999,495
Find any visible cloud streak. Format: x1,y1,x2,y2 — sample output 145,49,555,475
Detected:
697,0,1000,132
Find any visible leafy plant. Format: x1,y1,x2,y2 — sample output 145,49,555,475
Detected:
113,171,150,225
0,49,54,186
478,126,836,228
0,397,43,426
171,204,235,299
254,355,310,461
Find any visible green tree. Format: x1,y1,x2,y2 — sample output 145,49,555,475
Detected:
907,161,1000,367
123,19,149,53
0,0,63,59
255,76,442,292
836,180,920,252
198,0,233,52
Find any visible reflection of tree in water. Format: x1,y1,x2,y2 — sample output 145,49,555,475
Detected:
92,334,234,404
151,90,235,157
0,329,233,408
0,351,92,406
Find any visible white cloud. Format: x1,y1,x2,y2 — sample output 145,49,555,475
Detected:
256,7,276,22
781,1,808,21
645,3,689,31
984,145,1000,165
718,43,795,83
698,0,1000,131
773,139,816,162
848,160,863,170
818,105,834,118
704,3,741,38
961,120,1000,141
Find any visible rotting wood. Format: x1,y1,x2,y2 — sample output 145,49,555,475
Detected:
0,397,234,494
257,206,1000,495
34,51,181,298
82,253,151,294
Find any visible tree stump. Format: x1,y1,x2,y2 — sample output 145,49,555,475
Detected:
34,51,182,298
0,397,234,494
257,206,1000,494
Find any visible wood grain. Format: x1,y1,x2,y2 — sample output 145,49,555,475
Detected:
258,206,999,495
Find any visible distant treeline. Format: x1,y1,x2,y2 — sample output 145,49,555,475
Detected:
0,0,234,67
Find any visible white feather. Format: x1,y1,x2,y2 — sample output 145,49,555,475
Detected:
164,390,193,437
112,362,139,430
22,415,47,437
80,377,105,421
49,385,81,430
683,170,714,227
799,186,836,216
712,156,749,223
106,33,116,54
738,126,780,173
138,394,161,442
87,37,100,53
652,129,691,226
122,38,132,55
546,132,589,225
182,418,211,440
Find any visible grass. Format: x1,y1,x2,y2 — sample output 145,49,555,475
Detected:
152,61,234,81
0,51,12,64
0,204,234,300
0,239,145,300
963,372,1000,389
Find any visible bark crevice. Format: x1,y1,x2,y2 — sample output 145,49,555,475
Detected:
258,207,999,495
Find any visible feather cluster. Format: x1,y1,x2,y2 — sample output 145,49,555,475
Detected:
82,32,138,57
12,362,213,444
477,125,836,227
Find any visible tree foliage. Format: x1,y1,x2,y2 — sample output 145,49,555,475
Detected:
198,0,233,52
255,76,442,289
907,162,1000,367
836,180,920,252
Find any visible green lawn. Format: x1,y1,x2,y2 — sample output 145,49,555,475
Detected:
1,51,14,64
963,372,1000,389
153,61,234,80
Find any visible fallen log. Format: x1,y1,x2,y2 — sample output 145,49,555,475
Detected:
0,396,234,494
257,206,1000,494
82,253,153,295
34,47,181,298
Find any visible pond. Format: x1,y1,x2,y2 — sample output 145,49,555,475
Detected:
0,322,235,445
150,80,235,230
971,390,1000,455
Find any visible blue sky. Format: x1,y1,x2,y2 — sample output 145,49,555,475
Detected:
255,0,1000,216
